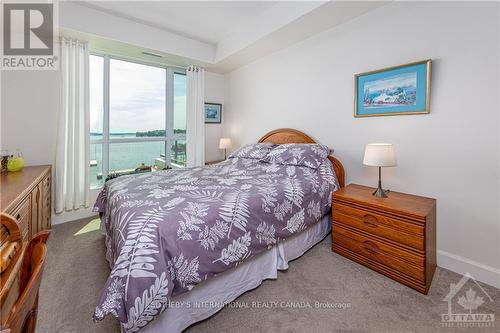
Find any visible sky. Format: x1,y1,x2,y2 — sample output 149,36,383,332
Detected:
89,55,186,134
364,72,416,93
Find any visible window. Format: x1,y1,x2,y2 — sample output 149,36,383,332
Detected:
89,54,186,188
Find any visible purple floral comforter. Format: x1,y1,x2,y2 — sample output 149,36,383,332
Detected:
93,157,339,332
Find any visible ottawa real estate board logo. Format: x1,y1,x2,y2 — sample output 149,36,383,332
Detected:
1,1,59,70
441,273,495,328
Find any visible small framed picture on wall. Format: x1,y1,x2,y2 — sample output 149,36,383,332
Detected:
204,103,222,124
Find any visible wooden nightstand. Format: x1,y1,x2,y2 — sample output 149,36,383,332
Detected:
332,184,436,294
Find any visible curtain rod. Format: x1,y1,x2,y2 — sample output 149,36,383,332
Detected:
187,65,204,72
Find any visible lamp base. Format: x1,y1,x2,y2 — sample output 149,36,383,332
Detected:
372,166,389,198
372,185,388,198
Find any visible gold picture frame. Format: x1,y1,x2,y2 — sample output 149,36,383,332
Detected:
354,59,431,118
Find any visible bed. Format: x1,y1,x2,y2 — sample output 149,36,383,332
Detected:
93,129,345,333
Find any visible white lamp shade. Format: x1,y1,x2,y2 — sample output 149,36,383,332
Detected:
219,138,232,149
363,143,397,167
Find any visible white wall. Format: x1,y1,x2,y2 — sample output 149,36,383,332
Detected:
1,71,60,166
1,69,225,223
204,72,225,162
223,2,500,287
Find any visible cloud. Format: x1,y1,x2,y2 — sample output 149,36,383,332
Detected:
89,56,103,132
364,72,416,92
90,56,186,133
174,95,186,130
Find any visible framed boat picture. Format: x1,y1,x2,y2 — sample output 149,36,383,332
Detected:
204,103,222,124
354,59,431,117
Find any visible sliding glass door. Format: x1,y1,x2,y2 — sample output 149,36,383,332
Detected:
89,54,186,188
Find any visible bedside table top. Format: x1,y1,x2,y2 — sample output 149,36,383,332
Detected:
333,184,436,220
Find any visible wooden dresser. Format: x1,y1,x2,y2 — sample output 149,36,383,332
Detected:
0,165,52,241
332,184,436,294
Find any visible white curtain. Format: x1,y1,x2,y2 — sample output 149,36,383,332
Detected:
186,65,205,167
55,38,90,213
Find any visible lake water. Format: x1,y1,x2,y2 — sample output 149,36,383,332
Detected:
90,134,186,187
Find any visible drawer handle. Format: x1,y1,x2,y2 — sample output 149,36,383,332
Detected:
363,214,378,228
363,240,379,254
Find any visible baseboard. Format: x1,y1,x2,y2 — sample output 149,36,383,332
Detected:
52,206,98,225
438,250,500,289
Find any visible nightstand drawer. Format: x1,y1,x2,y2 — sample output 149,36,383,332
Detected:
333,224,425,282
333,203,424,250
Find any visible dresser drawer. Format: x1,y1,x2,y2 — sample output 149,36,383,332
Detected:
333,224,424,281
333,202,424,251
10,195,31,241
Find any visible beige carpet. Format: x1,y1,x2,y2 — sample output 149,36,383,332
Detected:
37,217,499,333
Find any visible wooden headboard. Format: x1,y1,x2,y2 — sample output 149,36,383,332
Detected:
258,128,345,187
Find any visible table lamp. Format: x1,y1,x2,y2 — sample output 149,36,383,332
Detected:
363,143,397,198
219,138,232,160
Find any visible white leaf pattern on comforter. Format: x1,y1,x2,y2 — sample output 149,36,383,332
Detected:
93,157,339,332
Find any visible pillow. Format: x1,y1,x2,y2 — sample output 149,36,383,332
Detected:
228,143,277,159
261,143,330,169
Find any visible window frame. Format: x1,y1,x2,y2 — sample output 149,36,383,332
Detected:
90,51,187,189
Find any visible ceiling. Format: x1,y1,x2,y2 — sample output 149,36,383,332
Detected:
63,1,390,73
83,1,279,44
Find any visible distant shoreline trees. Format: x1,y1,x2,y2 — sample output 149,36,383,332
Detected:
136,129,165,137
136,129,186,136
90,129,186,137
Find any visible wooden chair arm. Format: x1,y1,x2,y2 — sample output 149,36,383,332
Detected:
0,214,21,241
20,231,51,292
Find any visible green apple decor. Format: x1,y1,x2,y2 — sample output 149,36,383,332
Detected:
7,150,24,172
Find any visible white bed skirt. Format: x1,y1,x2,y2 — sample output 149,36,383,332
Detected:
138,215,332,333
